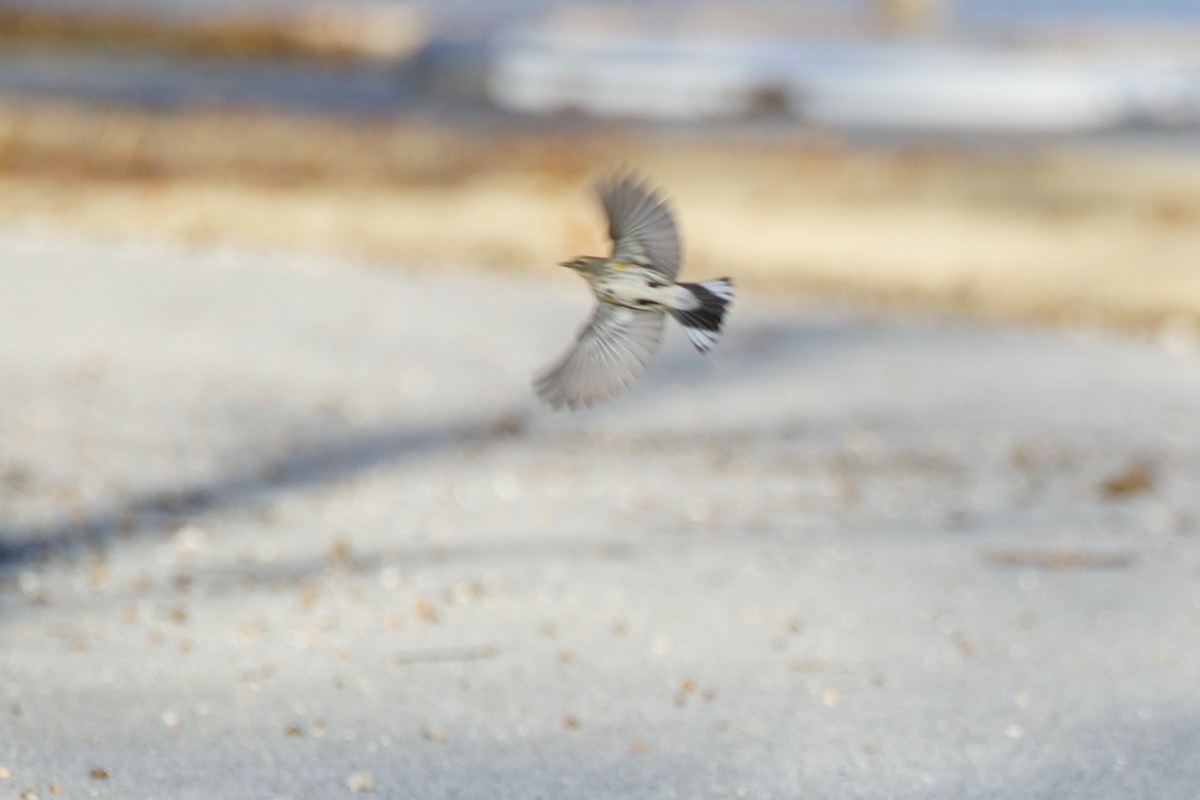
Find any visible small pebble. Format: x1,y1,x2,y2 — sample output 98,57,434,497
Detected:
346,771,375,793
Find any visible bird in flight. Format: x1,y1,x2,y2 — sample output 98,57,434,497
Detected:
534,172,733,410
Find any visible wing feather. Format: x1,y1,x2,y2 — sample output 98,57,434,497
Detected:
596,173,681,279
534,304,665,410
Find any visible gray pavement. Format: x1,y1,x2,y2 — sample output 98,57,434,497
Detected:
2,228,1199,799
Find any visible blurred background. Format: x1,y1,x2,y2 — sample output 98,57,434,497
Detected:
5,6,1200,797
1,0,1199,329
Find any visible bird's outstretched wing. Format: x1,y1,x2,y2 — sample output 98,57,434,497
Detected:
534,304,665,410
596,173,681,279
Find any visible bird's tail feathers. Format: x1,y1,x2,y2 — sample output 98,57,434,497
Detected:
671,278,733,352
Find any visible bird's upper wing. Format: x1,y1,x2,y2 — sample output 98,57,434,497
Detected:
596,173,681,279
534,303,665,410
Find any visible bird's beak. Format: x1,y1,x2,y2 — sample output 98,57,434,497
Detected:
558,261,574,269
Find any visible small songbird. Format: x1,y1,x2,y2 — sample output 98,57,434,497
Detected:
534,172,733,410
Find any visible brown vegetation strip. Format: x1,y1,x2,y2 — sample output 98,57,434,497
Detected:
0,6,426,60
1,100,1200,329
981,550,1136,570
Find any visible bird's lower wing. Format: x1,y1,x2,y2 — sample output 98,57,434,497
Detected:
534,304,665,410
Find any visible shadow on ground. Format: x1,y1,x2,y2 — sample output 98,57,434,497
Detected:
0,410,528,571
0,315,879,573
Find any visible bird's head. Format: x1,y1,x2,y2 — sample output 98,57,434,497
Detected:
559,256,605,274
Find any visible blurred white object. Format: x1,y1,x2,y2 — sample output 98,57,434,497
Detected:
489,26,1200,131
790,46,1174,131
490,32,782,119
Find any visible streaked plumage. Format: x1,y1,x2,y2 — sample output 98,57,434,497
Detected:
534,172,734,410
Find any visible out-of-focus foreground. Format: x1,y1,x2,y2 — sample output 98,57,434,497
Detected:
2,230,1199,799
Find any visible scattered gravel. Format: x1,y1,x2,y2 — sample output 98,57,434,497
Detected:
2,229,1200,799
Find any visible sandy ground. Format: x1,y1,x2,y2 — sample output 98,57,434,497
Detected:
2,229,1200,798
2,101,1200,331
